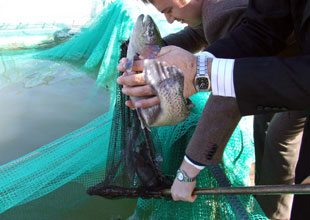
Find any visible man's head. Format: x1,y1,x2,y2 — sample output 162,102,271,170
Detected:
141,0,203,27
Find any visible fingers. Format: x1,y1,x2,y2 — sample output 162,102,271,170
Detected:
171,191,196,202
117,64,160,109
172,193,196,202
170,178,197,203
117,72,146,86
117,46,179,72
117,58,128,72
117,58,144,72
125,100,135,109
122,85,154,97
135,96,160,108
131,59,144,71
125,96,160,109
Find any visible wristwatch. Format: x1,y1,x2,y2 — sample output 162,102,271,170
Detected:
194,52,211,92
176,169,197,182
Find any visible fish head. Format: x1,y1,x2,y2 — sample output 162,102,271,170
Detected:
131,14,162,58
141,15,162,47
126,14,162,71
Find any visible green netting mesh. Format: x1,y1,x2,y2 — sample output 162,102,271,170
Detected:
0,0,267,219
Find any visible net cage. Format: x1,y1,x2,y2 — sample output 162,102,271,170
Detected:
0,0,267,219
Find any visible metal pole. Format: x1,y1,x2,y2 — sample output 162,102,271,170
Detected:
161,184,310,196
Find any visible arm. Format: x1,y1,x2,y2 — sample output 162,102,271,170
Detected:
186,95,241,165
163,25,207,54
171,94,241,202
184,0,296,164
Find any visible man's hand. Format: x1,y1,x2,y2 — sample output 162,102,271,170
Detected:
171,178,197,202
171,159,201,202
117,46,198,109
117,58,160,108
152,46,198,99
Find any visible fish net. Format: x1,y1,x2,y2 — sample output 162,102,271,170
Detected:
0,0,267,219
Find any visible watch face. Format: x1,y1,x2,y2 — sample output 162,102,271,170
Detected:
196,77,209,90
177,172,184,181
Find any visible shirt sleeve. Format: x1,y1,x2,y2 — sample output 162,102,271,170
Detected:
211,58,236,98
184,155,205,170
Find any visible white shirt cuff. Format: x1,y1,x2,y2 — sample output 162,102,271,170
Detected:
184,156,205,170
197,51,216,59
211,58,236,98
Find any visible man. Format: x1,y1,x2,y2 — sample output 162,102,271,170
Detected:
118,0,310,219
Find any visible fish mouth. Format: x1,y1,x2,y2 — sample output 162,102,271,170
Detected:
144,15,152,23
138,14,153,28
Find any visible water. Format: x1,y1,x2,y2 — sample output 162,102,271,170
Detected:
1,182,137,220
0,57,139,219
0,61,110,165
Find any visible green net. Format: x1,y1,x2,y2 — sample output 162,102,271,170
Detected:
0,0,267,219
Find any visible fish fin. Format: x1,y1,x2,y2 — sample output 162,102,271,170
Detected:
185,98,195,110
136,108,151,131
126,40,135,71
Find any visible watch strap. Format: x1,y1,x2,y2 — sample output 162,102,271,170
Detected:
195,52,211,92
176,169,197,182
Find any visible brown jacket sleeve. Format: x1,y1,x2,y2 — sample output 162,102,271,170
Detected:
163,25,207,54
185,94,241,165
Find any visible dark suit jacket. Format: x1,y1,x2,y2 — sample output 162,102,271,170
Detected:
186,0,310,165
208,0,310,115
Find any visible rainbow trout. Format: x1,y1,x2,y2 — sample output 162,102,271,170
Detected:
126,14,194,129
